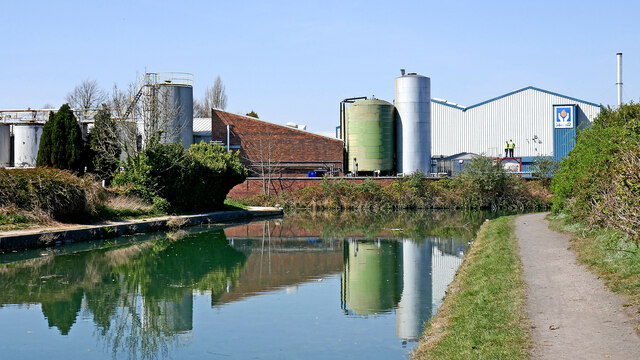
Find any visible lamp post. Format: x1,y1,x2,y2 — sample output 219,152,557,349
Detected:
226,124,235,153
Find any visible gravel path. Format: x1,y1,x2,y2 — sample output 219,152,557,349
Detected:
515,213,640,359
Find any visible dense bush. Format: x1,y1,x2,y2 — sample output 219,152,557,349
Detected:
551,102,640,244
0,168,103,221
112,141,247,213
36,104,85,173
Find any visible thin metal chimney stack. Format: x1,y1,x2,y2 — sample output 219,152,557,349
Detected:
617,52,623,106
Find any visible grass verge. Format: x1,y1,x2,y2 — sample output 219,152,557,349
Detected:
223,199,249,211
412,216,529,360
548,213,640,309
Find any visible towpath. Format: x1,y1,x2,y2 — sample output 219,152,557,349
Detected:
515,213,640,359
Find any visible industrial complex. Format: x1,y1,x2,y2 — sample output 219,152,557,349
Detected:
0,69,603,178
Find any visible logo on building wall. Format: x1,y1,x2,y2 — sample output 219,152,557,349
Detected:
554,105,575,129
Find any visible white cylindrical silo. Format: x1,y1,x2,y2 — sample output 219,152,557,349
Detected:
14,124,43,167
395,73,431,174
141,73,194,149
0,125,10,167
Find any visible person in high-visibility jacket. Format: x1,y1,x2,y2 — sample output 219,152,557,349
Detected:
508,140,515,157
504,141,509,158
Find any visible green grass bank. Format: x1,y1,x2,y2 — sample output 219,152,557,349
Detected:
412,216,529,360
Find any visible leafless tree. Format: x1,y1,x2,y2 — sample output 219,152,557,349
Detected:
242,132,283,196
203,76,228,115
41,103,55,109
193,98,207,118
140,84,186,147
106,83,140,159
66,79,107,109
106,79,186,158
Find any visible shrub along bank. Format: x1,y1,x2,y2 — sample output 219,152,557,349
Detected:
412,216,529,360
112,141,246,213
239,157,551,211
551,102,640,245
0,142,247,230
0,167,102,223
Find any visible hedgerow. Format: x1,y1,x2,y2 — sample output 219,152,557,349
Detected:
551,102,640,244
0,168,103,221
241,158,550,211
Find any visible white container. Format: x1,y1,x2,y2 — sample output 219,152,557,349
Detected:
395,74,431,174
14,124,43,167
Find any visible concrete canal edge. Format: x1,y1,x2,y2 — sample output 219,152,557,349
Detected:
0,207,283,252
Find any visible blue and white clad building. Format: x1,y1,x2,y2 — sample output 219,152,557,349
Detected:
430,86,601,174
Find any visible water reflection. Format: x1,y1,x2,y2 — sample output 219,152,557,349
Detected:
0,210,487,359
0,230,245,359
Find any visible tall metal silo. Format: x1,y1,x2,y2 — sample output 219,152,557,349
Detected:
395,73,431,174
0,125,10,167
142,73,194,149
345,99,395,174
14,124,43,167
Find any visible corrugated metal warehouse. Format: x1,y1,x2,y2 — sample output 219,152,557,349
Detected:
431,86,601,162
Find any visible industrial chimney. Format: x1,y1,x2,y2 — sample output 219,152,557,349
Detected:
617,52,623,107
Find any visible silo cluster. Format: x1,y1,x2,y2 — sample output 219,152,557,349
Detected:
343,72,432,175
0,72,194,169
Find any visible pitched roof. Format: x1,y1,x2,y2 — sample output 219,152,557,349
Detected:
211,109,343,165
431,86,601,111
211,110,342,143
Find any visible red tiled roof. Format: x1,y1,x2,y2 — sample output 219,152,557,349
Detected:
211,110,343,166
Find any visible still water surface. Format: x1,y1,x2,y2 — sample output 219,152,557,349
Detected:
0,210,497,359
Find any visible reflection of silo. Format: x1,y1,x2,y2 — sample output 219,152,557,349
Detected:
157,292,194,334
396,239,433,341
395,73,431,174
13,124,43,167
345,99,395,173
0,125,10,167
142,73,193,149
342,240,401,315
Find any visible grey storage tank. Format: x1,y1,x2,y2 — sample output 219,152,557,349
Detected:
395,72,431,174
0,125,10,167
142,72,194,149
14,124,43,167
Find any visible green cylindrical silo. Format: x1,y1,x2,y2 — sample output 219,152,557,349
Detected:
346,99,395,173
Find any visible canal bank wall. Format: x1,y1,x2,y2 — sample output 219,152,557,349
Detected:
0,207,282,252
228,177,397,198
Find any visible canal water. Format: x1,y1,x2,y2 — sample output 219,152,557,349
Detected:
0,210,496,359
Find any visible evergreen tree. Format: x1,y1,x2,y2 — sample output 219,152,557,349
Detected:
36,104,85,172
90,104,121,182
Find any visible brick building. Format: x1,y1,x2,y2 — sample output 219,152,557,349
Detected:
211,109,344,177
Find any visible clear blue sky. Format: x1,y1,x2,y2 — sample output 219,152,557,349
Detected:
2,0,638,134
